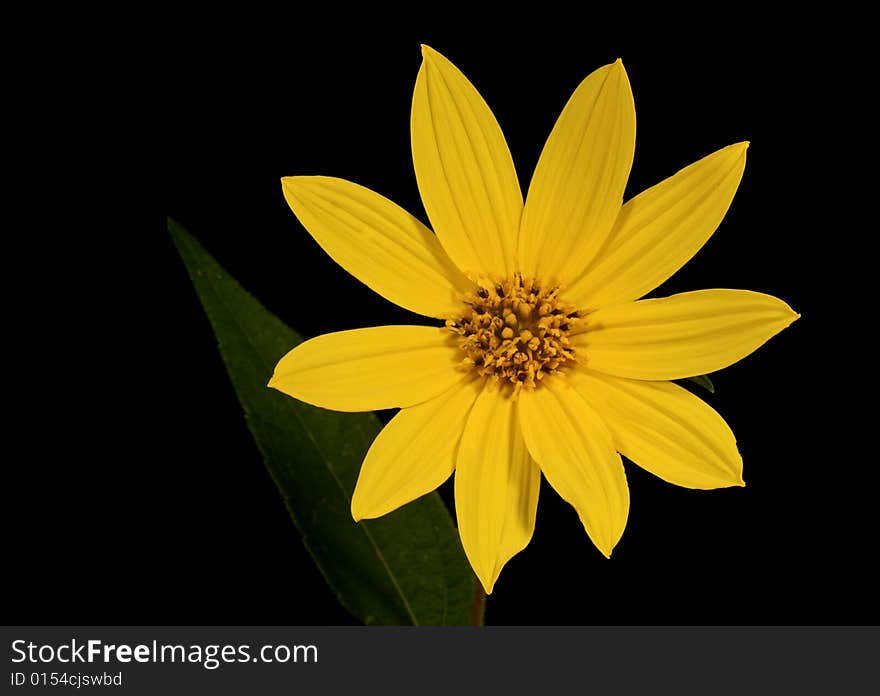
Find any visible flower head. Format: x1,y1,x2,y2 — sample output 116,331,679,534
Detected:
269,46,798,594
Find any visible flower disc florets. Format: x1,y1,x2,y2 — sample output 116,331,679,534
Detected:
445,275,581,392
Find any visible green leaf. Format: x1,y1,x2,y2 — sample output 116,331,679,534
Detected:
169,218,474,625
686,374,715,394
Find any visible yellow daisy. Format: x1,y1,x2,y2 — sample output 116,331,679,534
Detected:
269,45,798,594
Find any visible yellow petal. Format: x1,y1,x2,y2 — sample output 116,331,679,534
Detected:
455,384,540,594
566,143,749,308
269,326,462,411
571,369,743,489
281,176,471,319
518,378,629,557
351,378,482,521
574,289,800,380
411,45,522,278
519,60,635,283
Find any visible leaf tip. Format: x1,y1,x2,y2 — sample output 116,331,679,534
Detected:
166,216,184,237
686,374,715,393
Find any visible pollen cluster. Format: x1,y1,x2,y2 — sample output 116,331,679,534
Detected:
445,275,582,392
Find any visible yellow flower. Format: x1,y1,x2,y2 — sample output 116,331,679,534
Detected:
269,45,798,594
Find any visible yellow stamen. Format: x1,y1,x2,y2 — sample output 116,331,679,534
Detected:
445,274,582,392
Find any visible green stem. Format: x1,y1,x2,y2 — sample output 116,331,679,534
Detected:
470,576,486,626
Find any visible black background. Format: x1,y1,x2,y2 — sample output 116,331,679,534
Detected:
9,16,871,625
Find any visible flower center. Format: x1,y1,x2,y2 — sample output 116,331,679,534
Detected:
445,275,581,392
